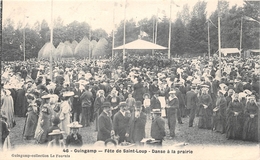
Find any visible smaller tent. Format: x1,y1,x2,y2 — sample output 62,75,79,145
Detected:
74,36,90,58
220,48,240,56
38,42,56,59
92,38,108,58
71,40,78,54
113,39,167,50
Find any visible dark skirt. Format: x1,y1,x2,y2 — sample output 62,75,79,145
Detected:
226,115,244,140
242,115,258,142
198,107,212,129
23,111,38,138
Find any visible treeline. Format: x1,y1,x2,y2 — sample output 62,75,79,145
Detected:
2,0,259,61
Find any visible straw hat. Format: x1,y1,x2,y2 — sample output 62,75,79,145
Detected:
243,89,252,95
213,107,220,112
151,109,161,114
42,94,55,99
67,121,83,128
4,89,11,96
143,93,150,99
62,91,75,97
169,90,176,94
48,129,65,136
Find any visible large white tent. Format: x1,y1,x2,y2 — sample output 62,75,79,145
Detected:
113,39,167,50
220,48,240,56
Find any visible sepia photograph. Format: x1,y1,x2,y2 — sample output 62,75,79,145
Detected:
1,0,259,159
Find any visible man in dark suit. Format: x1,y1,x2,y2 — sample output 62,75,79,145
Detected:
174,83,185,124
72,82,83,122
149,79,159,97
126,101,146,145
113,102,130,143
151,109,166,146
97,102,115,141
150,91,161,110
167,90,179,139
186,84,199,127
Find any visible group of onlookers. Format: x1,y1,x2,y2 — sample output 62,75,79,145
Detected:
1,55,259,150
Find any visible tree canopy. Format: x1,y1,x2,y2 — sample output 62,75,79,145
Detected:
2,1,259,61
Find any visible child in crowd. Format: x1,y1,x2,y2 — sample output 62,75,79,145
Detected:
143,93,151,119
126,93,136,113
66,121,83,147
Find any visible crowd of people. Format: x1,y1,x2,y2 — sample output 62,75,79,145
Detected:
1,55,259,149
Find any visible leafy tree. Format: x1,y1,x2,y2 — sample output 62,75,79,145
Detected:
188,0,207,54
39,19,50,43
171,18,188,56
92,28,108,41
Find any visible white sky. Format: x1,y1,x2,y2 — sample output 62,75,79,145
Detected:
3,0,244,34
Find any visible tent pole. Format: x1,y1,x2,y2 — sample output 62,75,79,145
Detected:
112,5,115,61
207,20,210,58
123,0,127,64
155,9,158,44
239,17,243,57
152,16,155,56
50,0,53,82
168,1,172,59
218,0,222,76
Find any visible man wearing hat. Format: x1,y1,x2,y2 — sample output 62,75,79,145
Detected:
97,102,115,142
150,109,166,146
80,85,93,127
150,90,161,111
186,84,199,127
72,82,83,122
235,76,244,93
66,122,83,147
113,102,130,144
149,79,159,97
126,101,146,145
174,83,185,124
47,129,65,148
167,90,179,139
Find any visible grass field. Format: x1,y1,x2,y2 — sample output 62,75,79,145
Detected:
9,115,258,149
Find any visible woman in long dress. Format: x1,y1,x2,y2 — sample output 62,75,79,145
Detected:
23,94,38,140
198,86,212,129
1,90,14,128
94,90,106,131
242,96,259,142
212,90,227,133
226,93,244,140
59,92,73,137
35,94,52,144
106,90,121,120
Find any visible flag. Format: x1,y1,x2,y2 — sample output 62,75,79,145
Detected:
171,0,180,7
243,16,260,23
140,31,149,37
208,19,217,28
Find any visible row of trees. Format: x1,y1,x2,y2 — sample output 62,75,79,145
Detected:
2,0,259,61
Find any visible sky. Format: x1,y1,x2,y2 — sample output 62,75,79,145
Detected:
3,0,244,33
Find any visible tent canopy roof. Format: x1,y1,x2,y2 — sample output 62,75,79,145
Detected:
250,49,260,53
113,39,167,50
220,48,240,56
